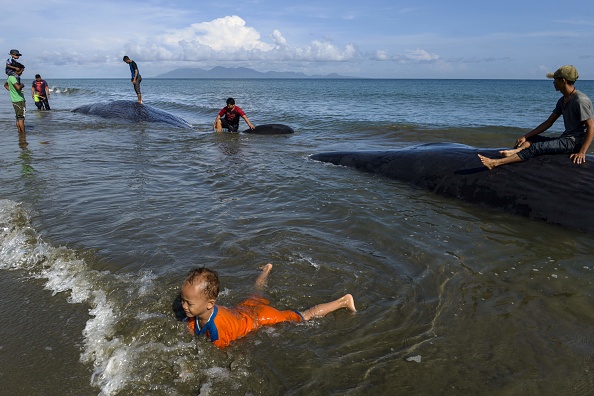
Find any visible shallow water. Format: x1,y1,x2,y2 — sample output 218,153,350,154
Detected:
0,78,593,395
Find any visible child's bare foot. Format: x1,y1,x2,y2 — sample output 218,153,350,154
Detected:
301,293,357,320
259,263,273,273
342,294,357,312
255,263,273,290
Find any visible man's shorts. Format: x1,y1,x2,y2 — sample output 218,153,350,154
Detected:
132,75,142,94
221,118,239,132
12,101,25,120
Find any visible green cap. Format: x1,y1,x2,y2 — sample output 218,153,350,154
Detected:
546,65,579,81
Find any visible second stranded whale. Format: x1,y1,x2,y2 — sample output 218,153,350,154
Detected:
310,142,594,233
72,100,194,129
242,124,294,134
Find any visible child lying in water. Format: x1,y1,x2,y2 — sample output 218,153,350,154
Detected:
180,264,356,348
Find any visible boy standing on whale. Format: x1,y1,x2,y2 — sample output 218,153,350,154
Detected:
180,264,356,348
123,55,142,104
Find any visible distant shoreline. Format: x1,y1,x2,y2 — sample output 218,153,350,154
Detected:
40,77,593,81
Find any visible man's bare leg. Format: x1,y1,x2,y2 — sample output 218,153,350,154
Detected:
301,294,356,320
499,147,522,157
500,141,531,157
213,119,223,132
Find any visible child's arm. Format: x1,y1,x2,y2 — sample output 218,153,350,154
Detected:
13,80,24,91
7,62,22,72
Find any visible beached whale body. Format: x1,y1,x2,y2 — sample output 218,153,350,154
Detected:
311,142,594,232
72,100,193,129
243,124,294,134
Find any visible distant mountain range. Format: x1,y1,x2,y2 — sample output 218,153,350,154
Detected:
155,66,354,79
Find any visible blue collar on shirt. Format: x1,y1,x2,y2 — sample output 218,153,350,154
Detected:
194,305,219,343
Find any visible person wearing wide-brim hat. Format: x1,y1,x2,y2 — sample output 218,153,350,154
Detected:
479,65,594,169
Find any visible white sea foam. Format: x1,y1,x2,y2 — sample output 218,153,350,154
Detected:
0,199,158,395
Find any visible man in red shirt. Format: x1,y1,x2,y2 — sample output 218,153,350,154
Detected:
213,97,255,132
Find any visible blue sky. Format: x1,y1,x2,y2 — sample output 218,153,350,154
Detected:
4,0,594,79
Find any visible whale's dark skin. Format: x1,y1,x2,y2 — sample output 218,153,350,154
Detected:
242,124,294,134
311,143,594,232
72,100,193,129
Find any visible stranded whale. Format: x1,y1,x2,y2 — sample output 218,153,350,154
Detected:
242,124,294,134
72,100,193,129
311,142,594,232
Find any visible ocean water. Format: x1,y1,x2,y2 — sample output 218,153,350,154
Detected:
1,78,593,395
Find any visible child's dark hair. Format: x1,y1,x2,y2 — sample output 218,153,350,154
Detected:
226,97,235,105
184,267,220,300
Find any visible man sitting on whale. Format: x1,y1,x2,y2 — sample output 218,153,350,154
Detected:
478,65,594,170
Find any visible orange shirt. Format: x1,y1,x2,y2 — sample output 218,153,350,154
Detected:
187,296,303,348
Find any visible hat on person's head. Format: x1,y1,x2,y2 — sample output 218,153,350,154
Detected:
546,65,579,82
9,49,22,56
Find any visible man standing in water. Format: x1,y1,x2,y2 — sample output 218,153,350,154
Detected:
31,74,51,110
4,67,27,148
478,65,594,170
123,55,142,104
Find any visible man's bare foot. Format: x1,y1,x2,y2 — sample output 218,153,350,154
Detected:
255,263,273,290
478,154,496,170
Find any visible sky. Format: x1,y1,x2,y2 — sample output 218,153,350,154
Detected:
3,0,594,79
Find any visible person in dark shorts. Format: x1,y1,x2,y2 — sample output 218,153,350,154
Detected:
4,67,27,148
213,97,255,132
123,55,142,103
31,74,51,110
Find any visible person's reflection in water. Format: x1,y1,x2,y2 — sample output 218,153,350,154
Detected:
19,148,34,175
18,131,28,149
214,131,243,157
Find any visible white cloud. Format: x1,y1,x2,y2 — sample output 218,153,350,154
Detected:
374,48,441,64
271,30,287,47
292,41,357,62
375,50,389,61
403,48,440,62
133,16,358,63
163,16,273,52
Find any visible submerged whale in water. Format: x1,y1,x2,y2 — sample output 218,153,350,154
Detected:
311,143,594,232
243,124,294,134
72,100,193,129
